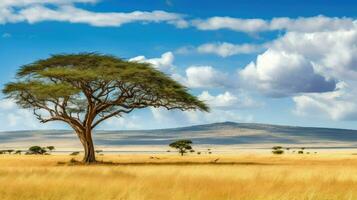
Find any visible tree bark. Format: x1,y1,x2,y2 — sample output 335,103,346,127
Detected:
77,129,96,164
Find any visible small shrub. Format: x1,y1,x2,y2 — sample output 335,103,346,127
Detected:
46,146,55,151
272,146,283,150
298,151,304,154
197,152,201,155
6,150,14,154
189,149,195,153
70,151,80,156
272,150,284,154
95,150,103,154
14,150,22,155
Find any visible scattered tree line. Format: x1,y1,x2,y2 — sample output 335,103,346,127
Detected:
0,146,55,155
272,146,317,155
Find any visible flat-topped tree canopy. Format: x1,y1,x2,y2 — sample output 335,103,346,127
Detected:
3,53,209,163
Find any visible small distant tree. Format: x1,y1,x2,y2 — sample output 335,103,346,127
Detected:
95,150,103,154
169,140,193,156
272,146,284,154
14,150,22,155
28,146,47,155
272,146,283,150
6,150,14,154
70,151,80,156
46,146,55,152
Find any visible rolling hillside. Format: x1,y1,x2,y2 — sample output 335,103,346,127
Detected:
0,122,357,150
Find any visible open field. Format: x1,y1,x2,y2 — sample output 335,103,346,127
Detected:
0,154,357,200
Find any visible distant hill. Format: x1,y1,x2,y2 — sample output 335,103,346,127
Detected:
1,122,357,149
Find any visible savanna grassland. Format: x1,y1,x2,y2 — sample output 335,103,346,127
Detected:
0,154,357,200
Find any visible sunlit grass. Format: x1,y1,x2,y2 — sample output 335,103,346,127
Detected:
0,154,356,200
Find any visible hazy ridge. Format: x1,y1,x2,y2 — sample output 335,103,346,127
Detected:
1,122,357,149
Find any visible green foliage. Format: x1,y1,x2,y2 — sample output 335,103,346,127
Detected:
169,140,193,156
298,151,304,154
46,146,55,151
2,53,209,163
28,146,47,155
3,53,209,117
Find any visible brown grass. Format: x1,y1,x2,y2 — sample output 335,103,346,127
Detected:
0,154,356,200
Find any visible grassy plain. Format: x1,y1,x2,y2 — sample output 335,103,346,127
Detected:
0,153,357,200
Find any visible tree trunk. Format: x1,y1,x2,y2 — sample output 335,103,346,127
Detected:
78,129,96,164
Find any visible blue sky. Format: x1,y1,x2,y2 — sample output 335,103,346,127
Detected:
1,0,357,131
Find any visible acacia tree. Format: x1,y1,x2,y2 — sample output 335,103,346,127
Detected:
169,140,193,156
3,53,209,163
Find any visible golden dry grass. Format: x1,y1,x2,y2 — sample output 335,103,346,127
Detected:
0,154,357,200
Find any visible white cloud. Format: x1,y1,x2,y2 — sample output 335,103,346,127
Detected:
0,99,54,131
0,0,97,7
176,66,231,88
98,114,143,130
240,49,336,97
0,1,185,27
192,15,357,33
197,42,264,57
192,17,268,32
129,52,175,72
293,82,357,120
198,91,259,109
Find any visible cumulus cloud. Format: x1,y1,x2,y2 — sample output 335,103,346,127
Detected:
192,15,357,33
0,1,185,27
197,42,264,57
293,82,357,120
0,99,54,131
174,66,232,88
240,49,336,97
198,91,259,109
129,52,175,72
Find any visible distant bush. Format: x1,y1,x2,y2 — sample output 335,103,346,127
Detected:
70,151,80,156
197,152,201,155
95,150,103,154
28,146,47,155
46,146,55,152
298,151,304,154
272,146,283,150
189,149,195,153
272,150,284,154
6,150,14,154
14,150,22,155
